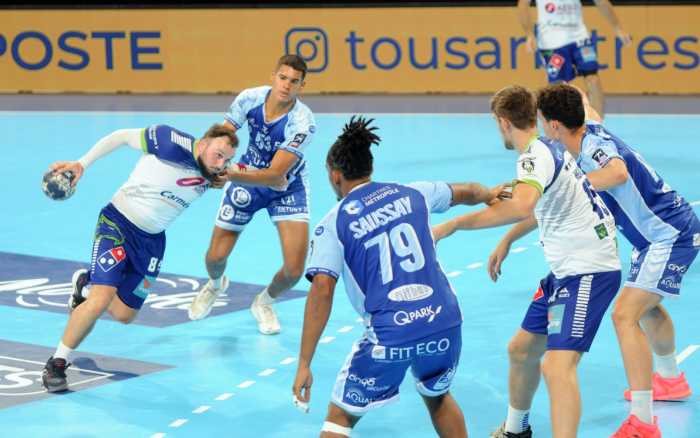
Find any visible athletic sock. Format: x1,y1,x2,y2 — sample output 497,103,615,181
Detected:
211,276,223,289
80,285,91,299
655,351,680,378
54,341,73,361
505,405,530,433
257,287,274,305
630,390,654,424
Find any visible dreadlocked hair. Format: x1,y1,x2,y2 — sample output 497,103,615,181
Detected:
327,116,381,180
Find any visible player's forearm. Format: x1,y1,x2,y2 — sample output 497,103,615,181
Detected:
586,160,628,191
454,199,532,231
226,168,287,188
594,0,623,30
78,129,142,170
298,282,334,366
517,0,534,35
502,214,538,246
450,182,493,206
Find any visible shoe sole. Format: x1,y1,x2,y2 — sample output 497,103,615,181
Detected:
42,377,68,393
68,269,88,311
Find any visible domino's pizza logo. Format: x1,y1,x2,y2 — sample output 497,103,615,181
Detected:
97,247,126,272
545,2,556,13
547,54,565,77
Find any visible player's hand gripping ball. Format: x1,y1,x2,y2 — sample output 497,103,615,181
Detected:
42,170,76,200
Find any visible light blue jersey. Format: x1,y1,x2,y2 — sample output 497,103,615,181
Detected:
578,121,697,249
225,86,316,190
306,181,462,346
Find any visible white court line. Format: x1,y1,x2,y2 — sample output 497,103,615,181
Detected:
511,246,528,253
150,434,166,438
192,405,210,414
258,368,276,377
677,345,699,365
280,357,296,365
214,392,234,401
237,380,256,389
466,262,483,269
320,336,336,344
338,325,354,333
446,271,463,278
169,419,188,428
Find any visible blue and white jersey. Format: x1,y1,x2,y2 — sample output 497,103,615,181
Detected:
306,181,462,346
517,137,619,278
111,125,209,234
225,86,316,190
578,121,696,249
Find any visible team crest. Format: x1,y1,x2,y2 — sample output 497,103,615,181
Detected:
521,158,535,173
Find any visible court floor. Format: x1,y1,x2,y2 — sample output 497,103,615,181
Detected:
1,110,698,437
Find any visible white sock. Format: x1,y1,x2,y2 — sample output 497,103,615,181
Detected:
81,285,91,299
54,341,73,361
257,287,274,305
211,276,223,289
655,351,680,378
505,405,530,433
630,390,653,424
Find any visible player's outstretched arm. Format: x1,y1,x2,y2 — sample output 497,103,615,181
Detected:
432,182,540,241
594,0,632,46
487,215,538,282
449,182,509,206
517,0,537,53
293,274,337,405
225,149,296,189
48,129,142,187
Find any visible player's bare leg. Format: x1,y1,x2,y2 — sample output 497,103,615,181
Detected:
583,74,604,119
189,226,240,320
541,350,582,438
422,392,468,438
251,220,308,334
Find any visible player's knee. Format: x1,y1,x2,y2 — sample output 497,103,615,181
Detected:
540,356,568,382
611,301,638,328
110,310,136,324
507,337,533,364
283,263,304,284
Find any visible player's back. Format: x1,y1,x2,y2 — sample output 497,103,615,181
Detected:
334,181,461,346
580,122,695,248
522,138,619,278
535,0,588,49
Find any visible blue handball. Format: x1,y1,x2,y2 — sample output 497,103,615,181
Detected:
42,170,76,201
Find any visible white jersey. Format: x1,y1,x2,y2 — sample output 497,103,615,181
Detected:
111,125,210,234
517,137,620,278
536,0,590,50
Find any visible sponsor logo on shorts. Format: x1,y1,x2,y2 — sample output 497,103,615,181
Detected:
693,233,700,248
433,367,456,391
97,246,126,272
385,338,451,362
387,284,433,302
219,205,234,221
371,345,386,360
667,263,688,274
347,373,389,392
345,389,372,405
660,277,681,290
231,187,252,208
546,53,565,77
532,286,544,301
393,305,442,326
547,304,565,335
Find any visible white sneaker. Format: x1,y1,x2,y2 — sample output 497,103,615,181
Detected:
188,276,229,320
250,293,281,335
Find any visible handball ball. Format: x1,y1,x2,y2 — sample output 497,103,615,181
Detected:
42,170,76,201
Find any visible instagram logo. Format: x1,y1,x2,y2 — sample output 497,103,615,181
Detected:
284,27,329,73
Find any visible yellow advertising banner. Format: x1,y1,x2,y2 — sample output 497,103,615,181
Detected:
0,6,697,94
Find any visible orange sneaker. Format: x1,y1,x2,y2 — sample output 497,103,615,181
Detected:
610,415,661,438
624,372,692,401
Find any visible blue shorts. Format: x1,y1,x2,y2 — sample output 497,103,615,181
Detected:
88,204,165,309
539,39,599,83
522,271,621,352
627,218,700,297
331,325,461,416
215,179,310,232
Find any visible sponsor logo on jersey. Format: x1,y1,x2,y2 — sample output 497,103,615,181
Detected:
520,158,535,173
160,191,191,208
393,305,442,326
231,187,252,208
96,246,126,272
349,196,412,239
309,125,316,134
342,200,364,215
288,133,307,149
388,284,434,302
314,225,324,236
545,2,556,13
591,148,609,167
176,176,206,187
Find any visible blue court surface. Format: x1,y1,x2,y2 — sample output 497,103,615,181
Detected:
1,110,698,437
